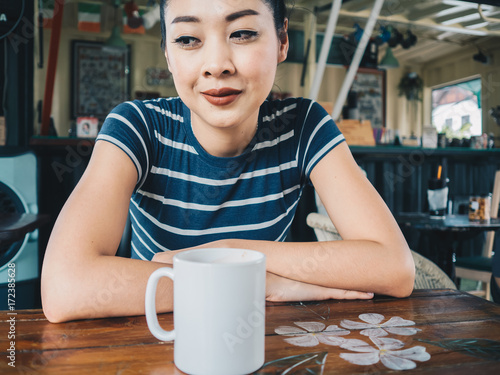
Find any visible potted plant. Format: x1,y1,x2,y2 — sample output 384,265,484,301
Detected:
397,72,424,136
398,72,423,101
490,105,500,126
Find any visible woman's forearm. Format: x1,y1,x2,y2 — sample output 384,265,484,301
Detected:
224,238,415,298
41,255,173,323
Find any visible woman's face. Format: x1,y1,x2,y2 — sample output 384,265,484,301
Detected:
163,0,288,133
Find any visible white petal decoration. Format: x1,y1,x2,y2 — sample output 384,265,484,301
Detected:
283,335,320,347
324,324,350,334
359,313,385,324
340,319,373,330
382,316,416,327
317,335,347,346
340,352,380,366
275,326,307,336
341,339,378,353
294,321,326,333
384,326,421,336
371,337,406,350
380,354,417,370
389,346,431,361
360,328,388,337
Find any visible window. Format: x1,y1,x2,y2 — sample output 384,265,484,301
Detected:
431,77,482,138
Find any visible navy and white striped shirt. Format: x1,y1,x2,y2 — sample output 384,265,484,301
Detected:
97,97,344,260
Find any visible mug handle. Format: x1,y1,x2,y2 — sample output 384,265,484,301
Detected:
145,267,175,341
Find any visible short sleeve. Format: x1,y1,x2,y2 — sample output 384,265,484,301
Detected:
296,100,345,180
96,100,152,190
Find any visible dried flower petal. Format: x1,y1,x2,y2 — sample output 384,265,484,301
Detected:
359,313,385,324
294,321,326,333
284,335,320,347
275,326,307,336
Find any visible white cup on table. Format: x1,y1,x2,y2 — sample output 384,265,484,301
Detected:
145,248,266,375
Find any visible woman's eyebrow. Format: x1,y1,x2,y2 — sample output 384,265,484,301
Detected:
171,15,200,24
225,9,260,22
171,9,259,25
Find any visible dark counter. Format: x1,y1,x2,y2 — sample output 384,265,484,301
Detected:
293,145,500,253
350,145,500,214
30,139,500,258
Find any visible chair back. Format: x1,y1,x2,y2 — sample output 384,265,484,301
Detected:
306,212,456,290
483,170,500,258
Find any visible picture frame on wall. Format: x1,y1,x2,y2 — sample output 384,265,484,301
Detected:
71,40,131,120
349,68,386,128
76,116,99,138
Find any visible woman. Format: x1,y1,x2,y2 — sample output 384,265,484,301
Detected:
41,0,414,323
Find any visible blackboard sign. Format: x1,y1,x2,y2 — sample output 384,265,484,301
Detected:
350,68,386,128
71,40,131,120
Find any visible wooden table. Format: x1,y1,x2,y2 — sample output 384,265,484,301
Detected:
395,213,500,279
2,289,500,374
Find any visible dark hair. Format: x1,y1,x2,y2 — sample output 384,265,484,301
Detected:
159,0,288,51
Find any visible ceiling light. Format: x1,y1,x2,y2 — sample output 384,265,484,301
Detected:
106,25,127,48
105,0,127,49
379,47,399,69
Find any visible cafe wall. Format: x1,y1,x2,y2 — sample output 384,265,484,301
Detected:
34,4,176,138
34,3,499,141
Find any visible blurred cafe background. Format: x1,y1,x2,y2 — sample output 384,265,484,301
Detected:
1,0,499,308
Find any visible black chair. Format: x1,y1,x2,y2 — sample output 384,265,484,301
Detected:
455,170,500,300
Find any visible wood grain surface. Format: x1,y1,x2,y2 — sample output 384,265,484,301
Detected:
1,289,500,374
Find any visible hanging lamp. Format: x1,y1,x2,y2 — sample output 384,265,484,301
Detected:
379,47,399,68
105,0,127,49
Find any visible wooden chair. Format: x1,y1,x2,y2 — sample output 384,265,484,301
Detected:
455,170,500,300
306,212,457,290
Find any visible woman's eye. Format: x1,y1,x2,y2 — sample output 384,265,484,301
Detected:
173,36,200,48
230,30,258,41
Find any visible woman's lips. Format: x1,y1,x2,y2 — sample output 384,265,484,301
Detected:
201,88,242,106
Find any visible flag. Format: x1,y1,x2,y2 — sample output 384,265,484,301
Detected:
78,3,101,33
40,0,55,29
123,9,145,34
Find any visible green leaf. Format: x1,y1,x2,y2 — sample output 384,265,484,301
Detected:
417,338,500,361
255,352,329,374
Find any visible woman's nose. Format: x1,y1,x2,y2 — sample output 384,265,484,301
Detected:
202,39,235,78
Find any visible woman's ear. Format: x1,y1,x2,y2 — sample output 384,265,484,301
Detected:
278,18,289,64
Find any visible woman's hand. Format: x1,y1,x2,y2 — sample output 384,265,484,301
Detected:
151,250,178,264
266,272,374,302
151,239,234,264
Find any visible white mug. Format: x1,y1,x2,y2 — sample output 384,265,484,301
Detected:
145,248,266,375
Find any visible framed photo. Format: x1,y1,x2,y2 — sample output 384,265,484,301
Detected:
76,116,99,138
71,40,131,120
350,68,386,128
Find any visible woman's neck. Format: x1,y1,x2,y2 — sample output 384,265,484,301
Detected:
190,112,259,158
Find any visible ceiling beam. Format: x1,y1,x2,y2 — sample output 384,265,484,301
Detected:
434,9,480,25
458,0,500,6
461,19,489,29
406,4,457,21
341,0,374,12
338,8,500,37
